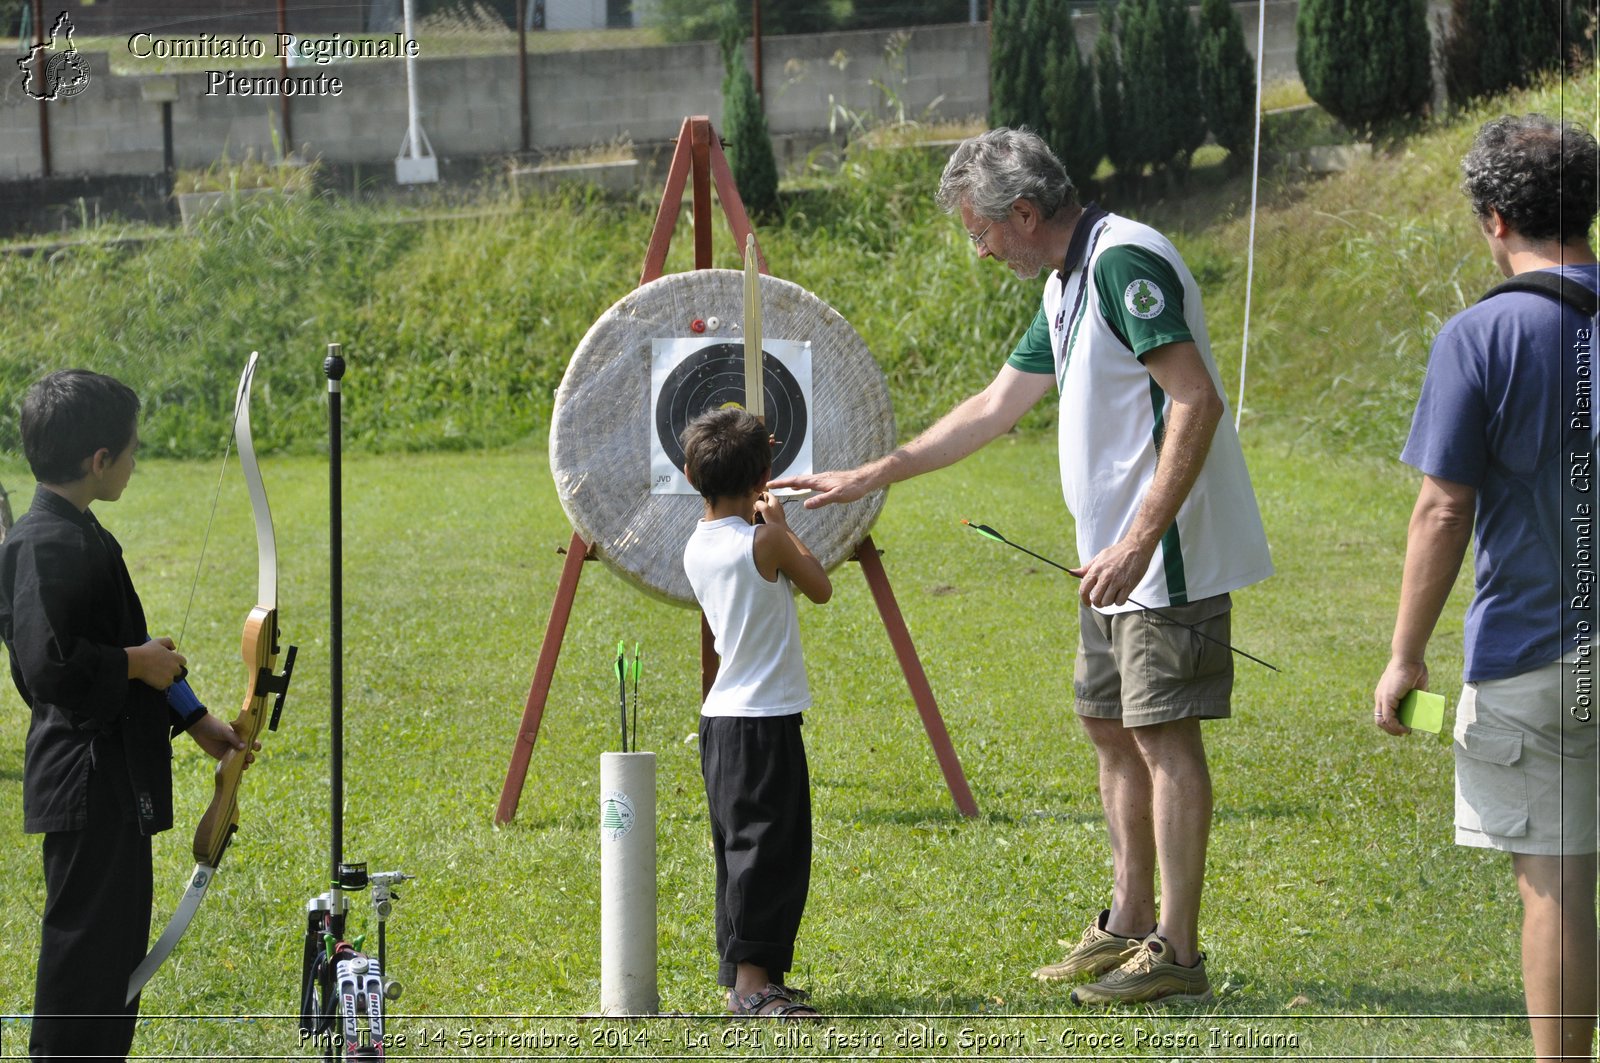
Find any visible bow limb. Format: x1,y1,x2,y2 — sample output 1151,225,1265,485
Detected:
129,353,296,1003
192,352,284,867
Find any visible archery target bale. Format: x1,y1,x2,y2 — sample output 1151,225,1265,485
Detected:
550,269,895,605
599,752,658,1016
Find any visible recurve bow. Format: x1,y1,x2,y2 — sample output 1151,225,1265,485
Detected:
127,352,298,1003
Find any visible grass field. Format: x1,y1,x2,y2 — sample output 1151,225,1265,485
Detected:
0,431,1518,1058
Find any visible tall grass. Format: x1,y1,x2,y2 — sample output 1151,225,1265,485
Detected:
1201,69,1593,453
0,69,1593,464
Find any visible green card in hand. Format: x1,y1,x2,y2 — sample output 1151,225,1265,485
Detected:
1397,689,1445,734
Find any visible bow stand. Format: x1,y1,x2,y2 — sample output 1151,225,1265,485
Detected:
298,345,414,1061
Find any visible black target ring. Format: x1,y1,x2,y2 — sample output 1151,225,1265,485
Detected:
655,342,809,479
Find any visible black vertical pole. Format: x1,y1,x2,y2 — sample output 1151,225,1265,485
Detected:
325,344,345,889
161,101,175,180
32,0,50,177
516,0,530,153
277,0,293,155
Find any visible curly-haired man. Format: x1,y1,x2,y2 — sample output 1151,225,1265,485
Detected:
1374,114,1598,1061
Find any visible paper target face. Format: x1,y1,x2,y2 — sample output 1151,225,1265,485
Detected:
650,338,813,495
550,269,894,606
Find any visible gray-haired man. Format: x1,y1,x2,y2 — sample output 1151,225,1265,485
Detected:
773,128,1273,1005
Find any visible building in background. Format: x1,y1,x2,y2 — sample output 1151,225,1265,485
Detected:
22,0,373,35
532,0,654,30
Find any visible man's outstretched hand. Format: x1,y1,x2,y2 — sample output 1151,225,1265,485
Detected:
768,467,878,509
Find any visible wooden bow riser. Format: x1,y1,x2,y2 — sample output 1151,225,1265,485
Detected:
192,604,280,868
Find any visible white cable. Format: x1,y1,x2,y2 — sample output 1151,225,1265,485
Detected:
1235,0,1268,432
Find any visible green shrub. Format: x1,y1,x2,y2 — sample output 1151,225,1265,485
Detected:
1118,0,1206,176
1296,0,1432,136
989,0,1047,135
1042,5,1104,186
1094,4,1138,177
1441,0,1570,107
992,0,1104,182
1197,0,1258,167
720,26,780,219
4,69,1591,466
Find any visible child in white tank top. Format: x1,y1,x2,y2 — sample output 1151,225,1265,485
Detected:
680,408,831,1020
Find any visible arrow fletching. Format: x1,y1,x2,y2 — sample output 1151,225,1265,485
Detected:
962,519,1073,573
960,518,1008,545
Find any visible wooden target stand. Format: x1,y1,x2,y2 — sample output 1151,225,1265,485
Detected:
494,116,977,824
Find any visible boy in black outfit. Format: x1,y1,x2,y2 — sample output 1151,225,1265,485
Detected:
0,370,248,1060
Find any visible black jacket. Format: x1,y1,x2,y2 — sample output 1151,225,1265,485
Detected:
0,486,188,835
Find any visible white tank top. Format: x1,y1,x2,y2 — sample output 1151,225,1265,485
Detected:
682,516,811,717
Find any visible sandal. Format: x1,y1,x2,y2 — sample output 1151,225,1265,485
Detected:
728,983,822,1020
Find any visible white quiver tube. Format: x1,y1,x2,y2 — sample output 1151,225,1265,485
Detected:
599,752,658,1016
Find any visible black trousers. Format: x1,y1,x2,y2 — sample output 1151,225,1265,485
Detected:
699,713,811,988
31,760,152,1061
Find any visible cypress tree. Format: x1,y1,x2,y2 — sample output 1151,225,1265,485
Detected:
1119,0,1204,175
1197,0,1257,167
989,0,1025,129
1443,0,1567,107
1095,3,1137,178
720,31,780,219
1043,7,1104,185
991,0,1050,135
1015,0,1052,136
1116,0,1159,171
993,0,1107,174
1160,0,1206,173
1296,0,1432,136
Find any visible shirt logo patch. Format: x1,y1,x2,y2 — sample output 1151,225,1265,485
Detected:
1124,279,1166,320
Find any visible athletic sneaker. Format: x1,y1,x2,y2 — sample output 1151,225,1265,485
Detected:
1031,909,1143,982
1069,933,1213,1006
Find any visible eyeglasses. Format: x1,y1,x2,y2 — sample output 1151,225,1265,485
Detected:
968,218,997,253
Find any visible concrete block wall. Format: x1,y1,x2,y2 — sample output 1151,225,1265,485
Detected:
1,3,1305,182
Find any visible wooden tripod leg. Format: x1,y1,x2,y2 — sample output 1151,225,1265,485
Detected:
708,136,764,274
496,530,591,825
690,117,713,268
639,116,694,286
854,536,979,818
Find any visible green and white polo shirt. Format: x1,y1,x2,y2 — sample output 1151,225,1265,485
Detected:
1008,207,1273,613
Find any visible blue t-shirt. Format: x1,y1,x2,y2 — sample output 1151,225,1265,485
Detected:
1402,264,1599,682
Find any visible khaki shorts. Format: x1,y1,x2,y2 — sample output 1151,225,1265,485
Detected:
1073,594,1233,728
1454,658,1599,856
